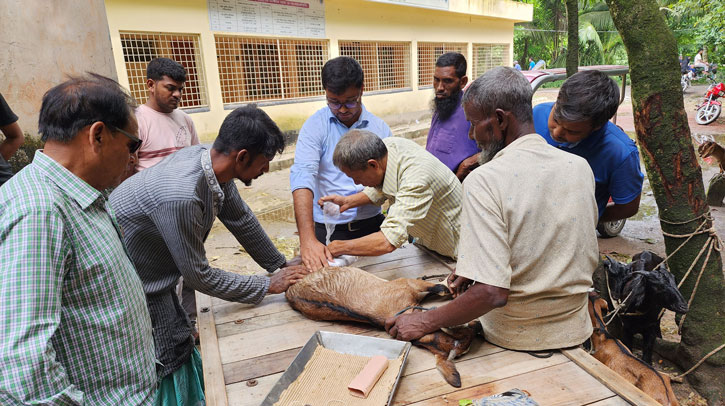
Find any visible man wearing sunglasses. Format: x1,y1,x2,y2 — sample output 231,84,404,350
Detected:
0,74,157,404
291,56,393,271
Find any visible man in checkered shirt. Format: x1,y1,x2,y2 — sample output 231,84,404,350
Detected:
0,74,157,405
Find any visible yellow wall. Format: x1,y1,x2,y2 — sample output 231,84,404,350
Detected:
104,0,532,140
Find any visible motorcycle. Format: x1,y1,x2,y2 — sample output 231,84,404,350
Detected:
695,77,725,125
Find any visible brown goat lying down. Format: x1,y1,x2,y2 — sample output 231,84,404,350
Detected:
588,295,679,406
285,266,477,387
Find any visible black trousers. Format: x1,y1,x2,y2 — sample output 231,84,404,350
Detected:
314,213,386,244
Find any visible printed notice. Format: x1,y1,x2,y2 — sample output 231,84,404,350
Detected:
208,0,325,38
367,0,449,10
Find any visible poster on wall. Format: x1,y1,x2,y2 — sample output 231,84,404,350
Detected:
208,0,325,38
366,0,449,10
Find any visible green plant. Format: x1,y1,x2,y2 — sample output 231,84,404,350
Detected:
7,134,44,174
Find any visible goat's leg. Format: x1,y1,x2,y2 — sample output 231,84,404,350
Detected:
642,330,656,364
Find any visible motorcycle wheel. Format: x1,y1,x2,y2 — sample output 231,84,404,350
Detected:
597,219,626,238
695,103,722,125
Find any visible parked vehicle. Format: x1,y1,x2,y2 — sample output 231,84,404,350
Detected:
695,77,725,125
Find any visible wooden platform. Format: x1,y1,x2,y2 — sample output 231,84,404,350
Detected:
197,244,661,406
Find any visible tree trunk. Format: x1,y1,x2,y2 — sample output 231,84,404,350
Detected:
523,37,529,68
605,0,725,404
565,0,578,77
553,0,560,63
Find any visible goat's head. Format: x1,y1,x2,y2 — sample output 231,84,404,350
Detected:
631,250,664,272
646,265,688,314
603,255,631,300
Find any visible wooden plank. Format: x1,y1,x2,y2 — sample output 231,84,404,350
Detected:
403,361,617,406
562,348,660,406
216,309,309,338
585,397,632,406
221,331,504,386
226,372,281,406
213,294,290,324
197,292,228,406
218,320,370,364
394,350,569,404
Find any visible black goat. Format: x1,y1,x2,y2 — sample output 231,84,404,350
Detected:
602,251,688,364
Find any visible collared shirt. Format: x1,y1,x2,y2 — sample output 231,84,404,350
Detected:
533,102,644,218
426,95,479,172
290,105,392,224
363,137,461,258
0,152,157,405
456,135,598,351
110,144,286,377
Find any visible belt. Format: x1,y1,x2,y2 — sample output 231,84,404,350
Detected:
318,214,383,233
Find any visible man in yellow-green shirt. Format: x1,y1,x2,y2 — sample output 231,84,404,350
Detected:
319,130,461,259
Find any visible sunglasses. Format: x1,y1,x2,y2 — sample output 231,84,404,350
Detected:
327,100,360,110
110,125,142,154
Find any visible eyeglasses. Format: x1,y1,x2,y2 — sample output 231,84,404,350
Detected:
327,100,360,110
110,125,142,154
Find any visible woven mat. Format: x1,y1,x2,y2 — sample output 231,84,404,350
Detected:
274,345,404,406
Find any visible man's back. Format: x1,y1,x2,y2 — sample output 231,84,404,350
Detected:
457,135,598,350
0,153,157,405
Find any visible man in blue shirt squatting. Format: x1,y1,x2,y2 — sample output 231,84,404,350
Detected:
533,70,644,223
290,56,393,271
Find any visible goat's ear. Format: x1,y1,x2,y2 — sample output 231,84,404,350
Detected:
627,273,647,309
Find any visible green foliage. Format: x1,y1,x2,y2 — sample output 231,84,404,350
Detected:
8,134,44,174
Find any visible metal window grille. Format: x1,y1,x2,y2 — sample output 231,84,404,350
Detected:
417,42,468,87
339,41,410,92
215,35,329,104
120,32,208,109
472,44,510,79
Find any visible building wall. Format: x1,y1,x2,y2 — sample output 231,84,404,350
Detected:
0,0,117,136
104,0,531,140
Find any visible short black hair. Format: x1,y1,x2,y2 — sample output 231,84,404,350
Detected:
554,70,619,129
321,57,364,94
436,52,467,78
212,105,285,158
146,57,187,82
38,73,136,143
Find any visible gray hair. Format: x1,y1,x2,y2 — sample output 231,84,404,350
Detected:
333,129,388,171
462,66,533,123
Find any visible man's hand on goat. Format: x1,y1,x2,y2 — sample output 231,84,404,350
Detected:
385,312,433,341
447,271,473,298
267,265,310,294
299,237,333,272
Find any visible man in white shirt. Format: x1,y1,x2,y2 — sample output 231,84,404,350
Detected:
385,67,599,352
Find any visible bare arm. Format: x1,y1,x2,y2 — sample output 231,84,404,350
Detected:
385,282,508,341
455,153,480,181
327,231,396,257
599,194,640,222
318,191,374,213
293,188,332,271
0,121,23,161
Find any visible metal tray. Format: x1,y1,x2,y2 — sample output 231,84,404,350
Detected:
261,331,412,406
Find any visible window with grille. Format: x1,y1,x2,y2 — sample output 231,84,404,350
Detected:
417,42,468,88
120,32,208,109
339,41,411,92
215,35,329,104
472,44,509,79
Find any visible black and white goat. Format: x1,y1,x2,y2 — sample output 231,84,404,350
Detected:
602,251,688,364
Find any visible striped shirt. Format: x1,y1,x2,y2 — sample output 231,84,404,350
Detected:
135,104,199,171
0,151,157,405
110,144,286,377
363,137,462,258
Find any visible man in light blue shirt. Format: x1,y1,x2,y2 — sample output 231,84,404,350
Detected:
290,57,392,271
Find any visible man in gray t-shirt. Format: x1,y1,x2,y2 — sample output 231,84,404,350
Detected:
0,93,24,186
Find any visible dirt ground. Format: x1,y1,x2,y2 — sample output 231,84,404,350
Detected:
204,84,725,405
